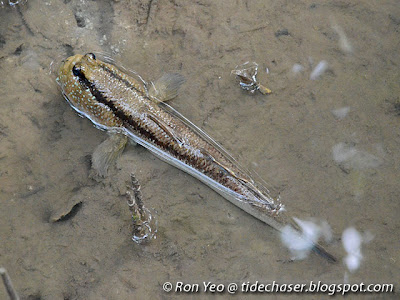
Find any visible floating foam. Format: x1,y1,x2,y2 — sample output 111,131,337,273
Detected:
332,143,357,163
280,218,329,260
331,107,350,120
320,220,333,243
281,225,313,260
344,254,362,272
342,227,364,272
292,63,304,74
332,23,353,54
342,227,362,253
362,231,375,244
332,143,382,170
310,60,328,80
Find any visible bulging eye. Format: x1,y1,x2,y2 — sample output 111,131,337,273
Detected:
72,65,82,77
86,53,96,60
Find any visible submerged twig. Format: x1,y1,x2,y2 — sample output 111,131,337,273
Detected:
231,62,271,95
127,173,144,218
126,173,157,243
0,268,19,300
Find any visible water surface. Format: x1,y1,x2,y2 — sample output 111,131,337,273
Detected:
0,0,399,299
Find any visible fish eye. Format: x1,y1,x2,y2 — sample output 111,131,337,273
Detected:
86,53,96,60
72,65,82,77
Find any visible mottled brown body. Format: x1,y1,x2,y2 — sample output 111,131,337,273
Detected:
57,53,280,214
57,53,336,262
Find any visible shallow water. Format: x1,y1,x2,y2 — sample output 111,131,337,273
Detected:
0,0,399,299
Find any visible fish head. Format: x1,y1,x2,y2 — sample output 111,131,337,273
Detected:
56,53,124,129
57,53,99,90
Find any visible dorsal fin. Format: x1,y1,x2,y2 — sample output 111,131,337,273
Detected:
148,73,185,103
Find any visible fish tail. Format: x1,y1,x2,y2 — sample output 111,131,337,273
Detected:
281,214,338,263
312,243,337,263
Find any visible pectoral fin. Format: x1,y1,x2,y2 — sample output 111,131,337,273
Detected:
148,73,185,103
92,134,128,177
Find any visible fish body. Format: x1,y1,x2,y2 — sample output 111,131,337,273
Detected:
57,53,335,262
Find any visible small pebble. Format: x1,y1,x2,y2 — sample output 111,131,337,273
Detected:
275,28,289,37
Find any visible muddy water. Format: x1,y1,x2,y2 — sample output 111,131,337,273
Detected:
0,0,399,299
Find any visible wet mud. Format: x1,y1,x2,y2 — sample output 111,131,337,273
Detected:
0,0,399,299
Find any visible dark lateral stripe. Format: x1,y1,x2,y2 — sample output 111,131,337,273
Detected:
75,71,232,191
76,72,179,156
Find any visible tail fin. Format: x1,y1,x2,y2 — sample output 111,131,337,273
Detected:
312,243,337,263
280,215,337,263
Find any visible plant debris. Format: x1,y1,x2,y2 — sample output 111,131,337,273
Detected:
231,62,271,95
126,173,157,243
